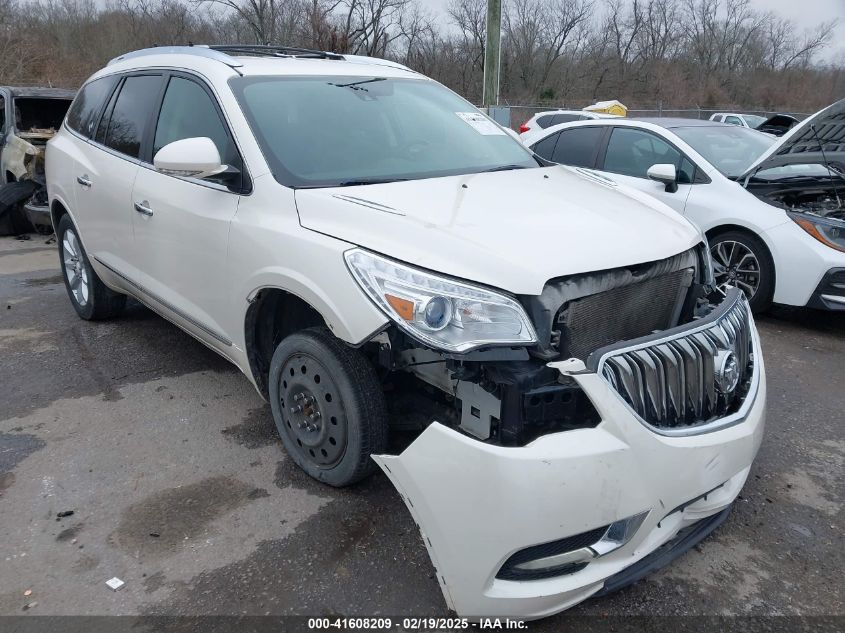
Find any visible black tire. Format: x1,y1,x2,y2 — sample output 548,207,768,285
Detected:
268,327,388,487
0,180,37,236
57,214,126,320
709,230,775,313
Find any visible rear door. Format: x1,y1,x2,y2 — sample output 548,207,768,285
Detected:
129,73,245,345
69,73,164,276
594,126,695,214
530,126,607,168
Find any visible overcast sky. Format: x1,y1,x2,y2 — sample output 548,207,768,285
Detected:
424,0,845,63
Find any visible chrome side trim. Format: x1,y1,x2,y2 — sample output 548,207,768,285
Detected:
92,257,232,347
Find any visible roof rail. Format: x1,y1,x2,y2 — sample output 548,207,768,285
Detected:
209,45,344,61
108,45,244,68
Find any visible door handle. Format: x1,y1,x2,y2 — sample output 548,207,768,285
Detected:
134,201,154,217
76,175,92,188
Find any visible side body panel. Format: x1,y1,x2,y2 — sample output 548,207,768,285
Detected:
70,137,139,276
130,166,240,345
227,174,389,352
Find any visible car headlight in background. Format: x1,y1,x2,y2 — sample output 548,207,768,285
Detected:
789,211,845,253
344,248,537,353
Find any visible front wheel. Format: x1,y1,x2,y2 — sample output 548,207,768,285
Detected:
57,214,126,320
268,327,388,487
709,230,774,313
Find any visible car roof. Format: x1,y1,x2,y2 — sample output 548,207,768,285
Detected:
4,86,76,99
634,117,732,129
100,46,421,82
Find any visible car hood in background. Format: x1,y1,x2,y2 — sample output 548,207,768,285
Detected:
741,99,845,178
295,166,701,296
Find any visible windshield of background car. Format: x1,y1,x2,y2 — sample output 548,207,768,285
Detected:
230,75,537,187
672,125,775,179
743,114,766,128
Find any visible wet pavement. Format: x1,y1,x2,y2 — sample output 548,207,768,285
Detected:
0,233,842,626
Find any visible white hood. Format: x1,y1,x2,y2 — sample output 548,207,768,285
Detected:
295,166,702,295
741,97,845,179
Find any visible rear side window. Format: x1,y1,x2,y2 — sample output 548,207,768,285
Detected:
551,127,604,167
549,113,581,126
536,115,556,129
66,76,119,138
0,96,5,132
531,132,560,161
725,116,742,126
102,75,162,158
153,77,240,171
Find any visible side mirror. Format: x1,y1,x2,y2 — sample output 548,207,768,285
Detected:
647,163,678,193
153,137,227,180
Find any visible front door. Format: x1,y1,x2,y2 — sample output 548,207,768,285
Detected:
596,126,694,215
130,74,245,345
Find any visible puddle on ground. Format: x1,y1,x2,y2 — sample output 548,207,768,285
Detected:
110,476,257,557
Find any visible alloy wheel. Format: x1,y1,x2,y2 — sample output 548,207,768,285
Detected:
711,240,760,299
62,229,89,307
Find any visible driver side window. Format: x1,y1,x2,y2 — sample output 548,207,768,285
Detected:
602,127,693,183
153,76,241,181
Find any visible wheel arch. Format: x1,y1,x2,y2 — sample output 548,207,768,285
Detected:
50,196,73,233
705,223,778,305
244,288,331,398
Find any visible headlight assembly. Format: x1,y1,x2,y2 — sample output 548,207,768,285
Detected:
344,248,537,353
789,211,845,253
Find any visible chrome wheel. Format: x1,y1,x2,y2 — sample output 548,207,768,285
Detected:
711,240,760,299
62,229,89,307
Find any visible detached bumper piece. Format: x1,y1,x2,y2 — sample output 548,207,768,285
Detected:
373,289,765,619
595,505,732,597
806,268,845,310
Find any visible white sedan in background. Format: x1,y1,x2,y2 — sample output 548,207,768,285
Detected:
709,112,767,129
518,109,618,135
522,102,845,312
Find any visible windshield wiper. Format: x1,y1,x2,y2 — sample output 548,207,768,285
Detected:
336,177,409,187
481,164,531,173
328,78,387,91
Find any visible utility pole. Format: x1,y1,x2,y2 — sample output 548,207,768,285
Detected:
482,0,502,108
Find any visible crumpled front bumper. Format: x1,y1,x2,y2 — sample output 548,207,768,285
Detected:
373,331,766,619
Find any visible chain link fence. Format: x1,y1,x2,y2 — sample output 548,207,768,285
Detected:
503,103,811,130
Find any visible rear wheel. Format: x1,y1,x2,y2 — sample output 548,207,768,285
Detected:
268,327,388,487
57,214,126,320
709,230,774,313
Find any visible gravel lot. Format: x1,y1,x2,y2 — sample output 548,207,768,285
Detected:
1,233,843,628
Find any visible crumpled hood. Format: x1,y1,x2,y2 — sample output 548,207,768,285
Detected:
295,166,701,295
741,97,845,178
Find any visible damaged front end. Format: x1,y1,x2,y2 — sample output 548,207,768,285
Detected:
363,245,765,618
0,89,74,233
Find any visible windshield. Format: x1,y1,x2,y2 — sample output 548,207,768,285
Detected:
672,125,775,179
230,75,537,188
743,114,766,128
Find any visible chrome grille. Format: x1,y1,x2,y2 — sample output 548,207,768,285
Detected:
593,289,756,433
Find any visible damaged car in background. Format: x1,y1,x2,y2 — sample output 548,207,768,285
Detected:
524,97,845,312
0,86,75,235
46,45,766,619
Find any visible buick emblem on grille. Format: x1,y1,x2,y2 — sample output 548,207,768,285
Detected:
715,349,740,394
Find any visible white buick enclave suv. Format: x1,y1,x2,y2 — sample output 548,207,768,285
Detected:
46,45,766,619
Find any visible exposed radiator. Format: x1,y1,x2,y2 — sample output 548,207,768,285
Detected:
557,267,694,360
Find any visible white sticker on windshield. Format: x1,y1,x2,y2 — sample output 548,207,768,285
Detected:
455,112,506,135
